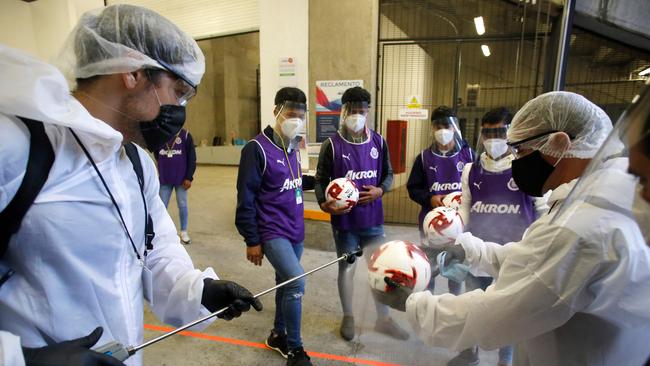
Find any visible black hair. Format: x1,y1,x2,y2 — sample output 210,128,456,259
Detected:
431,106,455,122
481,107,513,126
274,87,307,105
341,87,371,105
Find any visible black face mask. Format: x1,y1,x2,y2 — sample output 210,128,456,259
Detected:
511,150,555,197
139,105,186,151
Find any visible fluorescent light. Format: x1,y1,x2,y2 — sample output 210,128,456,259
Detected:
474,16,485,35
639,67,650,76
481,45,491,57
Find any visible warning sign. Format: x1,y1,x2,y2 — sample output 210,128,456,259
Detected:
406,95,422,109
398,108,428,119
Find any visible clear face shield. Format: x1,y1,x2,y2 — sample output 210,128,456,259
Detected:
477,125,512,158
339,101,369,141
430,116,464,155
549,81,650,243
274,101,309,148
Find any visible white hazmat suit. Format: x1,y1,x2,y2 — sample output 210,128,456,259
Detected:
406,92,650,366
0,5,215,365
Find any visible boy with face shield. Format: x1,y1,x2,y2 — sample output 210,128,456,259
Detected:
449,108,543,366
235,87,313,366
315,87,407,342
407,106,474,295
0,5,262,366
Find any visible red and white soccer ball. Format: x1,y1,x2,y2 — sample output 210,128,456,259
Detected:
326,178,359,209
423,206,464,249
442,191,462,210
367,240,431,293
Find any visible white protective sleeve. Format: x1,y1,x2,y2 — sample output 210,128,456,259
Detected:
455,232,511,278
139,148,218,329
534,191,551,218
458,163,473,225
407,199,650,354
406,224,586,351
0,331,25,366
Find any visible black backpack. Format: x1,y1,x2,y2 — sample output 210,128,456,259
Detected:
0,117,153,287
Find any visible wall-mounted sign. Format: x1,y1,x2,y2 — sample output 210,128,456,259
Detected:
398,108,429,119
279,57,297,87
315,79,364,142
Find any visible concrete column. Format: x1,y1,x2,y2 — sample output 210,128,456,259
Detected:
259,0,310,129
308,0,379,131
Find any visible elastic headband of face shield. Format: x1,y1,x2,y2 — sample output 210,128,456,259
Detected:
432,116,459,128
276,101,307,112
481,126,508,139
343,101,370,114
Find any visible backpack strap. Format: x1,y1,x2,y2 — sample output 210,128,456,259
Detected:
0,118,54,288
0,118,54,257
124,143,155,253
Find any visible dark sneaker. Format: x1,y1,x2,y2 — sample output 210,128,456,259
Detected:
374,317,409,340
340,315,355,341
447,347,480,366
287,347,312,366
265,330,288,358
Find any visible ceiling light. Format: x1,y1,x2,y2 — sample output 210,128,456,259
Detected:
481,45,491,57
639,67,650,76
474,16,485,35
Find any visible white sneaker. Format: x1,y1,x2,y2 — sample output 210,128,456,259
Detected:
180,231,191,245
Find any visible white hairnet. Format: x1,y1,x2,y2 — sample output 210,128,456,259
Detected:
56,4,204,89
508,91,612,158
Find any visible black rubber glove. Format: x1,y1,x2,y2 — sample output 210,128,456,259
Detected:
22,327,125,366
372,277,413,312
201,279,263,320
441,244,466,266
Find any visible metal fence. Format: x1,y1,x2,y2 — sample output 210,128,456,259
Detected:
377,0,556,224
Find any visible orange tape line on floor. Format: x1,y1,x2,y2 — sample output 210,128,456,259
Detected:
304,209,330,221
143,324,401,366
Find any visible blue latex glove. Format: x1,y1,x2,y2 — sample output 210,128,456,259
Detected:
437,251,470,283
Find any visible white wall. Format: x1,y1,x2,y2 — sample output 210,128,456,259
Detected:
259,0,309,128
0,1,39,57
107,0,259,39
0,0,103,62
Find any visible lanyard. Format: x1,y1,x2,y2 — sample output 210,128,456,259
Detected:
278,136,301,181
70,129,145,262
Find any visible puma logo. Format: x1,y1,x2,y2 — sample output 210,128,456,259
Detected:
342,153,351,161
473,181,482,190
429,166,437,172
277,159,286,166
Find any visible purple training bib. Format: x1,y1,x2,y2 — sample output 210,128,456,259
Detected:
330,131,384,231
467,161,536,243
253,134,304,244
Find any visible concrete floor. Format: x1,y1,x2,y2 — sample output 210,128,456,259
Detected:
142,165,500,366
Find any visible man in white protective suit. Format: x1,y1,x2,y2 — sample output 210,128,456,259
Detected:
0,5,262,366
380,91,650,366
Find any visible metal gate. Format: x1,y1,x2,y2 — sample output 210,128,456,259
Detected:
377,0,556,224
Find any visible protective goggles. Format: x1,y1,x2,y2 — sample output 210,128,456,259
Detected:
154,59,197,107
508,130,574,159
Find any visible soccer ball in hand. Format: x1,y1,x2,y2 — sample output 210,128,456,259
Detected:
423,206,464,249
442,191,462,210
367,240,431,293
325,178,359,209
